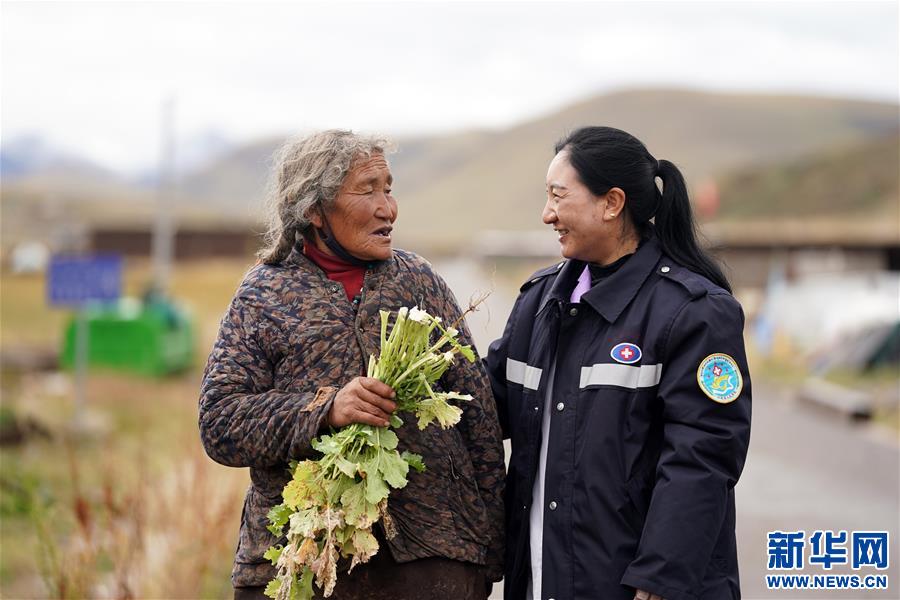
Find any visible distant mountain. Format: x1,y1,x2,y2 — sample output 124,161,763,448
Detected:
388,89,899,247
174,89,900,236
0,135,118,182
178,137,277,215
2,89,898,250
702,133,899,249
179,129,234,172
175,128,502,216
133,129,236,187
717,133,899,222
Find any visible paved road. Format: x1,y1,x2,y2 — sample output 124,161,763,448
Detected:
737,383,899,599
437,259,900,599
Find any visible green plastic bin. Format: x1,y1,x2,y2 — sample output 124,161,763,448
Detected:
60,296,195,377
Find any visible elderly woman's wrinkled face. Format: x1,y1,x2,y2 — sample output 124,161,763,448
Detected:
316,153,398,261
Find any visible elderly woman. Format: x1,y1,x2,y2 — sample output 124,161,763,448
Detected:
199,130,505,600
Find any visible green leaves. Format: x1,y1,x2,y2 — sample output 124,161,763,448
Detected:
311,434,342,455
364,469,389,505
457,344,476,362
369,427,399,450
264,306,478,599
401,451,426,473
379,450,411,488
288,507,325,539
340,482,378,528
416,396,465,430
266,566,314,600
266,504,291,536
296,568,314,600
333,455,358,478
264,578,281,599
282,462,325,510
349,529,379,570
324,476,353,505
263,545,283,566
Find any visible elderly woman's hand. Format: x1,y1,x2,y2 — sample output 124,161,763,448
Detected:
327,377,397,428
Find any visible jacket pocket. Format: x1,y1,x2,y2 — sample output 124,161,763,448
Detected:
446,456,490,544
442,431,491,546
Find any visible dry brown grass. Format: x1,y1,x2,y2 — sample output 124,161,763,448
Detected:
1,259,256,599
1,257,253,351
1,370,251,599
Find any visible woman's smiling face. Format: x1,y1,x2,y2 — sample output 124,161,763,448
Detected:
543,150,618,264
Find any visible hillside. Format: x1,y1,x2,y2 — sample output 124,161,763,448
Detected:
388,89,899,247
2,88,897,251
717,133,899,222
158,89,900,224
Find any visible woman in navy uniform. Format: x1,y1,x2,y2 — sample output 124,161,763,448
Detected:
485,126,751,600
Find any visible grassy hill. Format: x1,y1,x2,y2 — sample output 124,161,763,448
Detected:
388,89,898,247
2,88,897,251
178,138,276,217
717,133,899,222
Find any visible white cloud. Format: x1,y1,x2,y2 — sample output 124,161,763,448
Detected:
2,1,897,172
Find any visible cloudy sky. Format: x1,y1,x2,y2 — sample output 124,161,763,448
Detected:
2,0,898,172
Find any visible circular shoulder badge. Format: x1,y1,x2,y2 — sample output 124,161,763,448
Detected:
611,342,642,365
697,353,743,404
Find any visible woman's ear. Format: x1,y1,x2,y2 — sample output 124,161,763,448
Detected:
307,206,324,229
603,187,627,221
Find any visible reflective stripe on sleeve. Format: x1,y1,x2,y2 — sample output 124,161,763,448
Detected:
579,363,663,389
506,358,543,390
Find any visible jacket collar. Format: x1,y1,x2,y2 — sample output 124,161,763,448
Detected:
283,244,394,279
538,259,585,315
539,237,662,323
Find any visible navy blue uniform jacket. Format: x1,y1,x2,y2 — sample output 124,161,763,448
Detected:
486,238,752,600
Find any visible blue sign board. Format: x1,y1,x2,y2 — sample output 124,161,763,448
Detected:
47,254,123,307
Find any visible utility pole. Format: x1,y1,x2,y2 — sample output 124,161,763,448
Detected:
151,96,176,294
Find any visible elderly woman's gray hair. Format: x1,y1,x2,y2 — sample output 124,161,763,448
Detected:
259,129,393,264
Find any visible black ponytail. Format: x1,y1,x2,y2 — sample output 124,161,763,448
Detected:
556,126,731,293
655,159,731,292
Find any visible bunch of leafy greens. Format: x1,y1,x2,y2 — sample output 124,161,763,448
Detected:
263,307,476,600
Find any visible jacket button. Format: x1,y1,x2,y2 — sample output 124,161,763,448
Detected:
533,406,539,411
329,284,340,293
556,402,564,411
549,500,558,510
660,265,671,273
569,307,578,316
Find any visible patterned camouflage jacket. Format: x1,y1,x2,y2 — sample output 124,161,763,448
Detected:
199,246,505,588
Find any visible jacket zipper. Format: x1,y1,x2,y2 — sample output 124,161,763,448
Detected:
352,268,373,370
448,454,460,480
